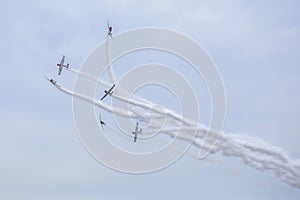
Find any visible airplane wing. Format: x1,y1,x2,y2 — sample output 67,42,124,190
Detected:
132,123,139,142
100,93,108,101
100,84,115,100
44,76,55,84
100,124,105,132
44,76,50,82
107,84,115,93
44,76,61,87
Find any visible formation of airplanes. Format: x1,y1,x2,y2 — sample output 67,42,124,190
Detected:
46,22,142,143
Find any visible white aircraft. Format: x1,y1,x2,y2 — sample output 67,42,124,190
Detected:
44,76,57,86
100,84,115,100
57,55,69,75
99,113,106,132
132,122,142,143
107,21,113,39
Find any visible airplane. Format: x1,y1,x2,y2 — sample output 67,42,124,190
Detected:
107,21,113,39
100,84,115,100
132,122,142,143
57,55,69,75
99,113,106,132
44,76,57,85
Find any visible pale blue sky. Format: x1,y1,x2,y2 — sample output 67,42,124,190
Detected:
1,0,300,199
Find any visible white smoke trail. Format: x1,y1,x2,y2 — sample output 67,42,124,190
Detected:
214,134,300,188
54,83,135,119
163,128,300,188
65,66,197,126
65,67,110,87
105,36,117,84
50,81,300,188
